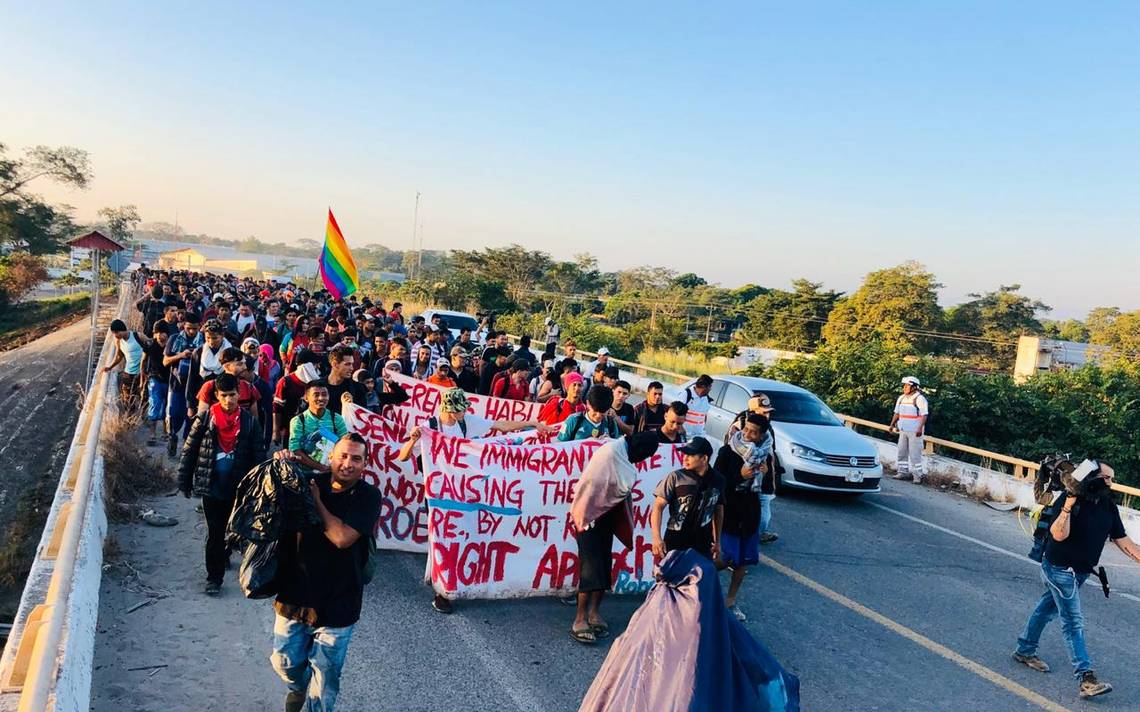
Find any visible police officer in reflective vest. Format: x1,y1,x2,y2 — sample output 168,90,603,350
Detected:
889,376,928,483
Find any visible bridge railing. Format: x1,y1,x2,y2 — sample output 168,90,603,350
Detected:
0,282,132,712
838,413,1140,509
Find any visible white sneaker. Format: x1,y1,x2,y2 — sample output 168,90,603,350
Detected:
729,605,747,622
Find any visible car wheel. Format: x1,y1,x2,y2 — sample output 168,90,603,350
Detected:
772,456,785,495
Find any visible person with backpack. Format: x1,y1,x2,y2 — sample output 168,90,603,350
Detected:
558,387,620,442
103,318,149,412
889,376,929,483
163,313,203,455
491,361,530,401
681,374,714,439
396,387,554,614
1013,460,1140,699
177,373,266,596
538,371,587,426
288,380,349,475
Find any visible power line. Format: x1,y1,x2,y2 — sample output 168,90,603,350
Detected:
511,287,1024,348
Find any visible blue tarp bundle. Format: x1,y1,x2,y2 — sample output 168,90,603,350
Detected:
580,549,800,712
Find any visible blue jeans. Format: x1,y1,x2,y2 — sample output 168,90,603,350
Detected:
760,494,775,534
167,384,190,439
1016,559,1091,677
146,377,168,422
270,614,355,711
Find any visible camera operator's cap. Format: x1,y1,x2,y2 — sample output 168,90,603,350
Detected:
597,346,610,356
679,437,713,457
901,376,920,386
749,394,774,412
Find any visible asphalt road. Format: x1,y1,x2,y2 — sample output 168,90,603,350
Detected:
92,473,1140,711
0,317,94,616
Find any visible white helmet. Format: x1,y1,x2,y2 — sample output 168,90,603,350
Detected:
901,376,920,387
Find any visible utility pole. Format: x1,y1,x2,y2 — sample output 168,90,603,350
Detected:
705,306,714,343
408,191,421,280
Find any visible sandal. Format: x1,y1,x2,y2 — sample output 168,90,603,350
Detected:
589,621,610,639
570,626,597,645
432,594,453,614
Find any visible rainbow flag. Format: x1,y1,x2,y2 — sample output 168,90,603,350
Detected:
319,208,359,299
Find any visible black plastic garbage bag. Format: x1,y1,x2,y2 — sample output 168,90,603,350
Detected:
238,539,279,599
580,549,800,712
227,459,320,548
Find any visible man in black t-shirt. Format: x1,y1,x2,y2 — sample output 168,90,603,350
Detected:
1013,462,1140,699
633,381,668,433
270,433,380,712
141,322,171,446
650,437,724,561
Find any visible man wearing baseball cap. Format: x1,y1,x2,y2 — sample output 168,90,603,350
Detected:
889,376,929,483
649,436,725,563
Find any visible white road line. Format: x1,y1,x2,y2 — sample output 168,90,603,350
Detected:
397,555,548,712
865,499,1140,603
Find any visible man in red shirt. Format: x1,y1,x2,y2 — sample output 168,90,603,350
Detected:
197,347,261,419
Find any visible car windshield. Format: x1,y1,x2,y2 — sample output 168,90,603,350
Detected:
761,390,842,426
438,314,479,332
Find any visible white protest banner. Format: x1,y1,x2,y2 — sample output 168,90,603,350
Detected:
419,430,686,599
379,373,544,441
341,402,551,554
341,403,424,552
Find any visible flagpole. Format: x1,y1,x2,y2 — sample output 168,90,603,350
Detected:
409,191,421,280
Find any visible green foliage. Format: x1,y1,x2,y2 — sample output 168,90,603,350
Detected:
944,284,1050,368
822,261,943,353
97,204,141,246
0,252,49,306
760,339,1140,486
0,143,90,254
740,279,841,351
0,293,90,340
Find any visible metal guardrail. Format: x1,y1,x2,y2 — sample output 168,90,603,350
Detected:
506,333,1139,507
838,413,1140,508
0,283,129,711
503,334,691,385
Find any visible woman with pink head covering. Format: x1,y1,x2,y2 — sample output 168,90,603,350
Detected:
257,343,282,390
537,370,586,426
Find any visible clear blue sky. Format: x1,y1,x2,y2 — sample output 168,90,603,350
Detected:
3,1,1138,318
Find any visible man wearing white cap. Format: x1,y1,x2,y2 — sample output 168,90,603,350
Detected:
889,376,929,482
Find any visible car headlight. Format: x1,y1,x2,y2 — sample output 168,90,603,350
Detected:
790,443,826,463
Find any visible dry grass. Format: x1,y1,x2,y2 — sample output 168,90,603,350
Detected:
100,410,174,520
636,347,733,378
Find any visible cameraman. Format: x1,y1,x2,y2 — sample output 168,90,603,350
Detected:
1013,462,1140,699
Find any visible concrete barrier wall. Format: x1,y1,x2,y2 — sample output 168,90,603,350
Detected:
867,435,1140,541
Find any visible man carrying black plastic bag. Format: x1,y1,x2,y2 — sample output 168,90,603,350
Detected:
269,433,380,712
178,373,265,596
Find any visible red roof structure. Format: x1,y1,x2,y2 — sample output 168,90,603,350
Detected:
65,230,125,252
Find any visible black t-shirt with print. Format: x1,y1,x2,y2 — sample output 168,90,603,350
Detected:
634,402,667,432
613,402,636,429
653,467,725,557
274,475,381,628
143,339,169,383
325,378,366,408
1045,494,1126,574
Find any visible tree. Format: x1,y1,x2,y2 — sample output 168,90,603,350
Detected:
944,285,1050,367
1086,308,1140,359
97,205,141,246
822,261,943,354
0,253,49,306
670,272,707,289
450,245,553,298
0,142,91,254
1042,318,1090,343
740,279,841,351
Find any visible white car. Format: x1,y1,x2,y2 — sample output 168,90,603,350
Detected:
418,309,482,344
669,375,882,494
